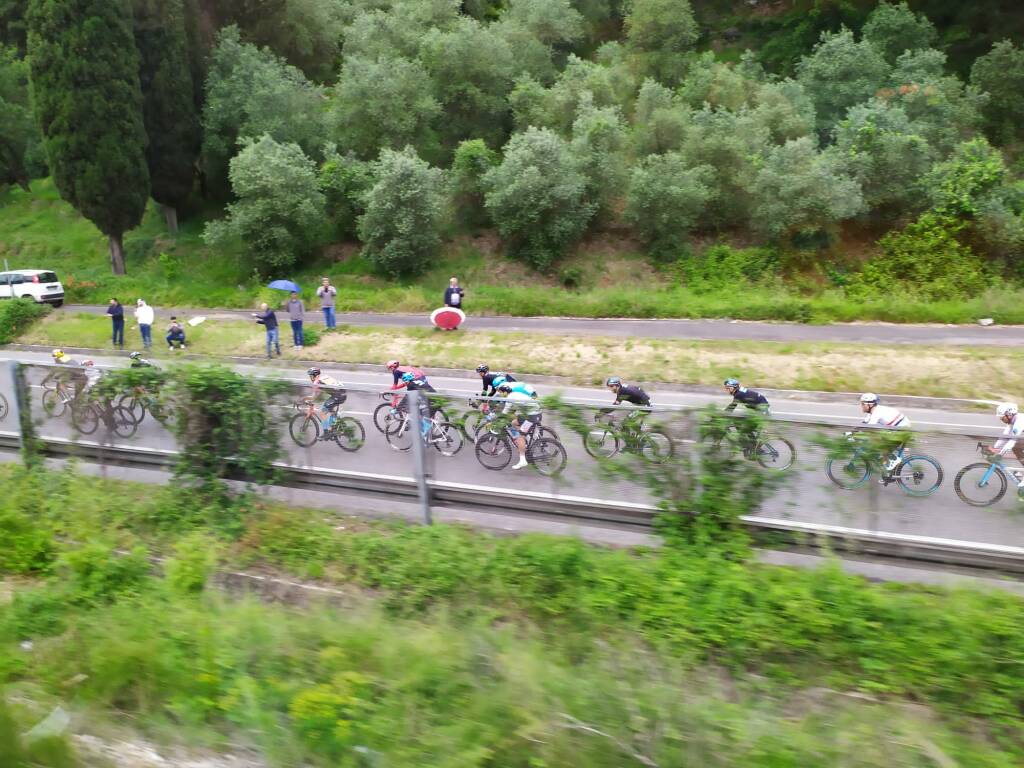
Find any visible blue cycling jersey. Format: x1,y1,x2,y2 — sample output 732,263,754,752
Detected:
507,382,537,398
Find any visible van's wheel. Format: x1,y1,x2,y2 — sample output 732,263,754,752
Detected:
52,300,63,308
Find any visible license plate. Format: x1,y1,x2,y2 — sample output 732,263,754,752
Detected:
47,285,59,290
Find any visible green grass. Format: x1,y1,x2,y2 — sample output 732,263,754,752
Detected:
3,179,1024,323
18,312,1024,401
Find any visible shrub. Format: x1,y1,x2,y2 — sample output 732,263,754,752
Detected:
0,503,54,574
0,298,49,344
449,139,498,232
358,147,445,278
164,532,219,595
625,153,713,256
58,543,150,606
301,325,321,348
675,245,778,294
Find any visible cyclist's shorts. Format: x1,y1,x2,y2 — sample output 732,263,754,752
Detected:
509,414,541,438
324,390,347,410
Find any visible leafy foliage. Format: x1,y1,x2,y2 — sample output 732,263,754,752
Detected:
624,0,699,85
625,153,712,255
0,44,42,190
971,39,1024,145
925,137,1007,217
861,1,938,64
0,297,47,344
450,138,498,231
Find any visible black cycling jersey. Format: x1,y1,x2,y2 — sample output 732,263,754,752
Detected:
481,371,516,396
726,387,769,411
614,385,650,407
405,379,436,394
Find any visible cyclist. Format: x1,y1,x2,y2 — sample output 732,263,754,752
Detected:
128,351,155,368
47,348,88,400
386,359,427,407
399,371,440,438
308,367,347,431
984,403,1024,495
476,364,517,397
497,381,541,470
723,378,769,414
605,376,651,434
858,393,910,472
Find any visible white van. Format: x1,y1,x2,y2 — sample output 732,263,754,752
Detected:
0,270,65,307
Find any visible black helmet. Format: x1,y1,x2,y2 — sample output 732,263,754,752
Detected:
475,364,489,374
307,367,321,377
497,382,512,393
129,351,142,360
606,376,622,387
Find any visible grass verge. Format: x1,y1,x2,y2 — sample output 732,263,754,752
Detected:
17,312,1024,401
0,465,1022,766
3,180,1024,324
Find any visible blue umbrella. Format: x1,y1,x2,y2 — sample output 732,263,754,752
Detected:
267,279,301,293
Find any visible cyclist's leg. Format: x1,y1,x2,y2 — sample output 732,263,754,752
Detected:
1012,444,1024,487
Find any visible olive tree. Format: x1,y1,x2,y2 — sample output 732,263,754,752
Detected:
570,94,628,215
971,40,1024,144
624,153,713,256
624,0,699,85
924,138,1007,218
203,135,326,275
484,127,596,268
358,147,445,277
861,1,937,64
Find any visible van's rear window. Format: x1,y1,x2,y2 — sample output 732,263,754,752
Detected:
36,272,58,283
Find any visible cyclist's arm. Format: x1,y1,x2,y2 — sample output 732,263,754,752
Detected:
724,400,738,412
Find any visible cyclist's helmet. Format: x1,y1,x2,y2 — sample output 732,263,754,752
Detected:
52,349,65,360
307,367,321,378
860,392,879,405
386,360,400,371
497,382,512,393
401,372,417,383
606,376,622,387
129,352,142,360
82,359,94,367
996,402,1019,418
475,364,489,374
723,377,740,388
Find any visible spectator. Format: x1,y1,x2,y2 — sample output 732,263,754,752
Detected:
135,299,154,349
166,316,186,350
444,276,464,309
286,291,305,348
253,302,281,359
317,277,337,329
107,298,124,349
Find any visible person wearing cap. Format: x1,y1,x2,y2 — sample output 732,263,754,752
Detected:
166,317,186,350
134,299,155,349
985,403,1024,495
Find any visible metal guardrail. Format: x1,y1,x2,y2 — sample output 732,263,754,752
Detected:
4,432,1022,574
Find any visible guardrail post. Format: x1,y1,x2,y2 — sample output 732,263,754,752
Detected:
409,389,433,525
10,361,40,467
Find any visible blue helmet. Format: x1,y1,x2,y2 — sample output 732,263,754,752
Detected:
401,372,417,383
723,378,740,388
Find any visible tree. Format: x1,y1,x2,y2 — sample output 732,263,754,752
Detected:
678,51,758,112
747,137,864,240
796,27,890,131
750,78,816,144
0,45,42,190
569,93,627,216
28,0,150,275
632,78,690,156
203,135,325,275
319,145,373,241
923,138,1007,218
624,0,699,85
133,0,200,233
624,153,712,256
861,1,937,64
331,56,441,161
450,138,498,232
358,146,445,278
202,26,326,195
484,127,595,268
494,0,585,84
833,100,930,217
971,40,1024,144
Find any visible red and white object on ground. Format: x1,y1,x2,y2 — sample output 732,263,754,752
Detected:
430,306,465,330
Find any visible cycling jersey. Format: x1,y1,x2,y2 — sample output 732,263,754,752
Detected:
614,385,650,407
507,381,537,399
482,372,516,396
317,375,344,391
862,405,910,429
726,387,769,411
502,390,541,417
391,367,426,389
993,413,1024,456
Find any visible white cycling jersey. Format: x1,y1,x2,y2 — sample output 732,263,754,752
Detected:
502,390,541,417
993,413,1024,455
862,405,910,429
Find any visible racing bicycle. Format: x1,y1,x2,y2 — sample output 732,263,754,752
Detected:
700,419,796,471
289,399,365,451
372,391,450,435
384,407,463,456
826,433,942,496
583,410,673,463
954,442,1024,507
475,418,567,476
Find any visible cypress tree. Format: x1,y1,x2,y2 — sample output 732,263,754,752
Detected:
133,0,201,232
28,0,150,275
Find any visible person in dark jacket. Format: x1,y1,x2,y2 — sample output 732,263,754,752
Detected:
107,298,124,349
253,302,281,358
443,277,464,310
166,317,186,350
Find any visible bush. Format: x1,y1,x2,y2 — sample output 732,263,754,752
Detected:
57,543,150,606
0,504,54,575
164,532,219,595
0,298,49,344
301,325,321,347
625,153,713,256
676,245,779,294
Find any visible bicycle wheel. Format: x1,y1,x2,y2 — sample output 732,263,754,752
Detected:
288,413,321,447
430,421,464,457
109,406,138,439
331,416,365,452
462,410,488,444
583,427,620,459
475,432,512,470
373,402,396,434
954,463,1008,507
0,393,8,422
894,454,943,497
754,435,796,471
638,429,674,462
528,438,567,477
825,452,871,490
118,394,146,425
42,388,66,418
71,404,99,435
385,416,414,452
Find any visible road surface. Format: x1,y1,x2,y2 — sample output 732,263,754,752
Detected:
1,350,1020,552
61,304,1024,347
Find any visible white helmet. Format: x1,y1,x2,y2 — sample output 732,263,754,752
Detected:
996,402,1018,418
859,393,879,405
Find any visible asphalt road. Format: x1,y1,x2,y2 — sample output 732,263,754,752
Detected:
1,351,1021,550
62,304,1024,347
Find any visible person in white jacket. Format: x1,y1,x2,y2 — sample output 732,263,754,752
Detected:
135,299,155,349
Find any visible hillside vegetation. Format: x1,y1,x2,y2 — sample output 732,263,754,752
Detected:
1,1,1023,318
